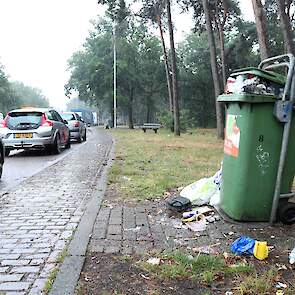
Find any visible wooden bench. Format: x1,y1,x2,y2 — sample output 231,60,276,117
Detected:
140,123,161,133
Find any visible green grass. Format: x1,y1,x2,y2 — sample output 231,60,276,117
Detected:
237,269,278,295
140,250,253,284
43,268,58,294
109,128,223,201
56,248,68,264
43,248,68,293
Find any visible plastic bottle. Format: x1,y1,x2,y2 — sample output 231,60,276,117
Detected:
289,247,295,264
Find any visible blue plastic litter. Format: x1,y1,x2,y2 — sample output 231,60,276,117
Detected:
231,236,256,255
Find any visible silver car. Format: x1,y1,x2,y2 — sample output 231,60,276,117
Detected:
61,112,86,143
0,108,71,156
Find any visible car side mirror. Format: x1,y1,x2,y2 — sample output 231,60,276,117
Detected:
63,119,68,124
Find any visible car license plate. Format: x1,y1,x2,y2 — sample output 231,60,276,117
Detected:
14,133,33,139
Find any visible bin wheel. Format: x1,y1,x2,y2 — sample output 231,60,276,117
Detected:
279,202,295,225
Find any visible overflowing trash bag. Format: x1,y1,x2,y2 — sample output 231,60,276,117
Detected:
225,67,285,97
167,166,222,212
180,177,217,206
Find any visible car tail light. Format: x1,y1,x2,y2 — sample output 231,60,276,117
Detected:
0,117,7,128
73,121,80,127
41,114,53,127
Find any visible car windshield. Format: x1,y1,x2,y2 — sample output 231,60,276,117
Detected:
61,113,75,121
7,112,43,128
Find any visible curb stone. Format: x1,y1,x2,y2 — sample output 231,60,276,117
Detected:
49,136,114,295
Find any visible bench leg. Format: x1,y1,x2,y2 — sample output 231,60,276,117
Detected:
143,128,146,133
153,129,158,134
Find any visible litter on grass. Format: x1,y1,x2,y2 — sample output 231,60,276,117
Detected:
147,257,160,265
231,236,268,260
289,246,295,264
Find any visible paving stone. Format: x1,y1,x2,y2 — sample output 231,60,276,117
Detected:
3,244,31,249
108,218,122,225
0,249,11,254
11,249,35,255
54,240,67,250
29,259,44,266
60,230,73,239
104,245,121,254
89,245,104,252
107,225,121,235
0,282,30,291
0,274,23,282
0,267,9,273
107,234,122,241
11,266,40,273
28,278,47,295
0,239,18,245
123,230,136,241
39,263,56,278
92,224,107,239
0,254,20,260
47,250,61,263
36,248,51,254
25,273,38,282
1,260,30,266
24,254,48,259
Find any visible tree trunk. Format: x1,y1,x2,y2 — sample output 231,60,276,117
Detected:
156,15,173,114
202,0,224,139
276,0,295,55
128,87,134,129
146,99,151,123
166,0,180,136
214,15,227,88
251,0,269,60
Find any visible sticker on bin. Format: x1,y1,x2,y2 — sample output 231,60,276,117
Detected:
224,114,240,158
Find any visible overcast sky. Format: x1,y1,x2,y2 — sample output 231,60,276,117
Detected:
0,0,254,110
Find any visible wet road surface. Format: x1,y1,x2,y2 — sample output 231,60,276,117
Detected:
0,132,89,192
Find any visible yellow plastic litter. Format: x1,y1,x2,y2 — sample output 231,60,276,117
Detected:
253,241,268,260
182,213,205,223
276,290,284,295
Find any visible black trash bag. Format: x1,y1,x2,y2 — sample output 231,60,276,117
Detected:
167,195,191,212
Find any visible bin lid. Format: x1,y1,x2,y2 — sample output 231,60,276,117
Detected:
231,67,286,85
218,93,276,103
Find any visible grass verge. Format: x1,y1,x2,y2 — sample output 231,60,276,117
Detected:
139,250,253,285
109,128,223,201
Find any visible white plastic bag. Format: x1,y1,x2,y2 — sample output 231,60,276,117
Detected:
180,177,217,206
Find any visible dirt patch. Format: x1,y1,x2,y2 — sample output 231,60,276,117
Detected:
76,253,216,295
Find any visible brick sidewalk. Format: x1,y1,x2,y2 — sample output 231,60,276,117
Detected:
0,128,112,294
89,201,223,255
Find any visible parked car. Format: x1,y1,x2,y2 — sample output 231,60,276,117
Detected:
0,108,71,156
61,112,87,143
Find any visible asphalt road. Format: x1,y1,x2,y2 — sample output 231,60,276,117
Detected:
0,129,91,192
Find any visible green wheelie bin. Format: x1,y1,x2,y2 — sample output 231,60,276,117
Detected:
218,59,295,223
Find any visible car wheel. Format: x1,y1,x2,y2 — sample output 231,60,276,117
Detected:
65,136,71,149
5,149,10,157
0,152,3,178
52,133,62,154
77,135,82,143
83,131,87,141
